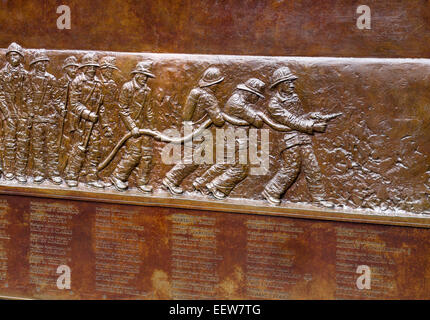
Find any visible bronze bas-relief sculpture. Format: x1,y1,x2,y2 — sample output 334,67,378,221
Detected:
0,43,429,215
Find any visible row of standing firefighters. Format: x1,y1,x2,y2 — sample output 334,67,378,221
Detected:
0,42,335,207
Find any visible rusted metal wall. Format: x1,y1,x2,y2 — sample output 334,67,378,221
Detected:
0,0,429,300
1,0,430,57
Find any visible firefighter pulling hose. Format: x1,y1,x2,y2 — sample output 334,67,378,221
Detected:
97,111,293,171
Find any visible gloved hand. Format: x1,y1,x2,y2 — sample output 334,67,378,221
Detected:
104,127,113,137
88,112,98,123
253,116,264,128
312,121,327,133
131,126,140,138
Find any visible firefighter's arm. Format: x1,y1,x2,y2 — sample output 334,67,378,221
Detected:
118,84,137,132
146,96,155,131
50,76,65,116
69,79,96,122
182,89,198,121
240,103,263,128
0,79,10,119
268,98,314,133
140,86,154,130
205,93,225,127
99,99,113,137
22,76,34,119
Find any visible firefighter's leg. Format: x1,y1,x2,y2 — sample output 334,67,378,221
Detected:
59,128,72,174
86,129,104,188
3,117,17,179
195,163,229,194
16,118,31,183
32,123,46,182
208,163,249,199
47,123,62,184
136,135,153,193
163,144,198,195
263,146,301,205
65,140,85,187
0,119,4,175
301,144,333,207
195,133,232,194
208,139,250,199
111,136,141,190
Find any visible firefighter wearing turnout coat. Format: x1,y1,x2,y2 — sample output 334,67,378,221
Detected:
64,53,108,188
204,78,266,200
110,61,155,193
0,42,30,182
98,56,119,140
57,55,79,172
162,66,225,195
262,67,333,208
26,49,63,184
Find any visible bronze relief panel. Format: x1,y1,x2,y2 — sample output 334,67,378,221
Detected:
0,44,428,219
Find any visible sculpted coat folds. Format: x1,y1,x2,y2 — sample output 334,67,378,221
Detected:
6,42,426,214
162,67,225,195
0,43,29,182
110,61,154,193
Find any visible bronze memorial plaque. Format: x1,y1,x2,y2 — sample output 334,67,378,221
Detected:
0,0,429,300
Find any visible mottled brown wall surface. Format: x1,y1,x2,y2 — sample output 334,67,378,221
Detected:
0,194,428,300
0,0,429,301
1,0,430,57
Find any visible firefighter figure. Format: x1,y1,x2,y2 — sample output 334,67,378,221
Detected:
0,42,30,183
110,61,155,193
57,55,79,172
64,53,108,188
99,56,119,139
162,66,225,195
262,67,333,208
26,49,63,184
98,56,119,182
205,78,266,200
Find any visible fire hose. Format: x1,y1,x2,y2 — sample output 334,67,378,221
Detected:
97,112,292,171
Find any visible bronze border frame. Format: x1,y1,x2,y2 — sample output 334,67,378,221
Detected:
0,185,428,228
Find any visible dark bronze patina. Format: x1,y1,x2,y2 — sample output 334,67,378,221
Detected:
0,0,429,300
0,47,428,215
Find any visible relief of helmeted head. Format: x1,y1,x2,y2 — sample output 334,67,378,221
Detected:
62,55,79,79
6,42,24,67
237,78,266,104
29,49,50,73
199,67,224,93
99,56,119,80
131,61,155,86
79,53,99,79
270,67,298,95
